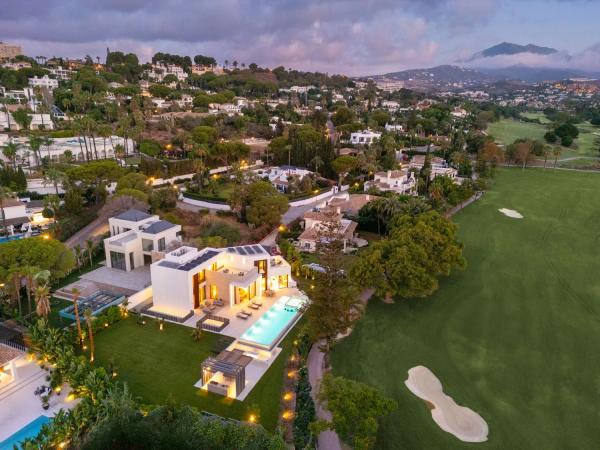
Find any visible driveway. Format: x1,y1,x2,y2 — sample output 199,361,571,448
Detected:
64,216,108,248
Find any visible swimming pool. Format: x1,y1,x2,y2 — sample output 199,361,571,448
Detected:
239,295,307,350
0,415,50,450
59,291,125,320
0,234,25,244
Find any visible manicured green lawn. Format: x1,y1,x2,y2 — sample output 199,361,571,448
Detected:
487,118,600,159
487,118,548,145
91,316,298,432
331,168,600,449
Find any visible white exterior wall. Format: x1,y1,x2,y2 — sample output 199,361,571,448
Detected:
2,204,27,220
151,265,194,316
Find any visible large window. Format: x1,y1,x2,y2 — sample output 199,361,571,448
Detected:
110,251,126,271
142,239,154,252
158,237,166,251
129,252,135,270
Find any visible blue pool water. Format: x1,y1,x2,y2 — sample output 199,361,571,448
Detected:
0,234,25,244
0,415,51,450
239,296,306,349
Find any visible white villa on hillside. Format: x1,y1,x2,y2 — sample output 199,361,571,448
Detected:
258,165,314,193
299,208,359,253
350,129,381,145
409,155,458,181
103,209,182,271
150,244,293,320
364,169,417,195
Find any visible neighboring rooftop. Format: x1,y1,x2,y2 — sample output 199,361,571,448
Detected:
115,209,152,222
143,220,177,234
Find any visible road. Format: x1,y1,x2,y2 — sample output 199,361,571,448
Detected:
64,216,109,248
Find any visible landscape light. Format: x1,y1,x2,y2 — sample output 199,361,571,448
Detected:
248,414,256,423
282,410,294,420
42,234,50,240
283,392,293,401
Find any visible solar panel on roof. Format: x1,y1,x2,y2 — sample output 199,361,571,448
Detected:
245,246,255,255
236,247,247,255
252,245,263,254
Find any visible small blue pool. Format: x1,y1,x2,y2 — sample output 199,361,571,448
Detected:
239,296,306,350
0,234,25,244
0,415,51,450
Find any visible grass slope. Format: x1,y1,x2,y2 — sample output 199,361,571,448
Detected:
92,317,299,431
330,168,600,449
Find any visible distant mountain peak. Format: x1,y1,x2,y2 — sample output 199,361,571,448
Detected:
468,42,558,61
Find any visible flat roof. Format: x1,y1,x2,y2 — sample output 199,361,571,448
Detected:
225,245,268,257
114,209,152,222
143,220,177,234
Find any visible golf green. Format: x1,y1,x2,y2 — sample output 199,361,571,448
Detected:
330,168,600,449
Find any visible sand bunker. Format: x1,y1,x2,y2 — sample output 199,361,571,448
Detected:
405,366,489,443
499,208,523,219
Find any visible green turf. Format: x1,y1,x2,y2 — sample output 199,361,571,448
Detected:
330,168,600,449
488,118,600,159
521,112,552,124
487,118,548,145
91,316,298,432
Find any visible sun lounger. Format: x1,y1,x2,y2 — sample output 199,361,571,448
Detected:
214,299,224,307
202,307,213,315
251,300,263,307
236,312,249,320
241,308,253,316
248,302,260,310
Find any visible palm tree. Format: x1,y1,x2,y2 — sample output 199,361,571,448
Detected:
33,269,52,318
43,167,65,196
41,135,54,161
73,244,83,271
9,265,23,316
553,147,562,169
34,285,51,319
84,308,95,363
191,327,202,342
28,134,43,168
0,186,14,236
310,155,324,174
2,142,20,169
72,287,83,346
22,265,41,315
85,239,95,267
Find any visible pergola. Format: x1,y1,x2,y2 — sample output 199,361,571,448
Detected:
201,349,252,398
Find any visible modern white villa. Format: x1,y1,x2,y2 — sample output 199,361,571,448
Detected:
409,155,458,181
103,209,182,271
364,169,417,195
150,244,294,320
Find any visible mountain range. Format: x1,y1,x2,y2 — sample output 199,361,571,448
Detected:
466,42,558,62
367,42,600,87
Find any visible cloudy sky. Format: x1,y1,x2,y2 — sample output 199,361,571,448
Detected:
1,0,599,75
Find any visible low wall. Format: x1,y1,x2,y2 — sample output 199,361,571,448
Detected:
127,286,153,309
180,195,232,211
288,185,347,207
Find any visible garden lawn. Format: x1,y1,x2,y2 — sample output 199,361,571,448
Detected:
91,316,299,432
330,168,600,449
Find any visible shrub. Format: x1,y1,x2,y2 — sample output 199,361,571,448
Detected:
293,367,315,449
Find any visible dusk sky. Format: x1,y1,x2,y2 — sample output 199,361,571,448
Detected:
1,0,600,75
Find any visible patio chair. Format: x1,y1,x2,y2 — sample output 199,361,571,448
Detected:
214,298,224,307
236,312,249,320
202,307,213,315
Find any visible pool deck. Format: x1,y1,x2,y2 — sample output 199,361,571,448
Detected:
0,356,78,442
182,287,302,338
